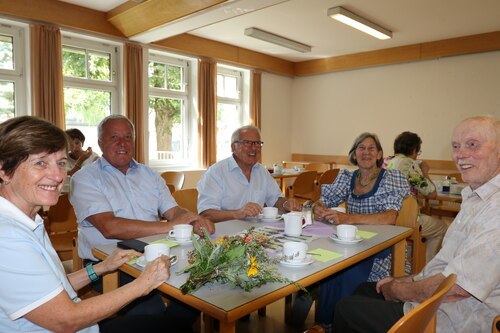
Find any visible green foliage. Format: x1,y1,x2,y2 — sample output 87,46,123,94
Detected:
178,228,303,294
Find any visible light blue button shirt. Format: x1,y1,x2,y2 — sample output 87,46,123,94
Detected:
197,155,283,213
0,197,98,333
71,157,177,260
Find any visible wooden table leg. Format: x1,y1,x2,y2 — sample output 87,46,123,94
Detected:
392,239,407,277
102,271,119,292
219,320,236,333
202,313,214,333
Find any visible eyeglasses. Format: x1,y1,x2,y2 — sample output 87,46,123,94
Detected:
235,140,264,148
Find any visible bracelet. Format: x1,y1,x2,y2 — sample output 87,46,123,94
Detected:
85,263,100,282
75,164,81,169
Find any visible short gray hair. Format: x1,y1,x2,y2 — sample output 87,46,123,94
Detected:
231,125,261,144
348,132,384,167
97,115,135,141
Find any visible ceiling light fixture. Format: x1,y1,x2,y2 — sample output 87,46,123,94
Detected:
244,27,311,53
327,6,392,40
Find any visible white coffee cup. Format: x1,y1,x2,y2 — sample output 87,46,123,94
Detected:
283,241,308,262
169,224,193,241
331,207,346,213
144,243,170,262
262,206,278,219
336,224,358,241
283,212,303,237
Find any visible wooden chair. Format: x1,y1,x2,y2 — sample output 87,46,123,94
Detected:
388,274,456,333
305,162,329,173
46,193,78,261
396,196,426,274
72,236,83,272
286,171,319,202
172,188,198,213
318,168,340,186
160,171,185,191
167,183,176,194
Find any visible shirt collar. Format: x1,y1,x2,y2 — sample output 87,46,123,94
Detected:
462,173,500,201
228,155,260,172
99,156,139,171
0,196,43,231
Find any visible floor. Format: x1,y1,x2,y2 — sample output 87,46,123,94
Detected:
198,298,317,333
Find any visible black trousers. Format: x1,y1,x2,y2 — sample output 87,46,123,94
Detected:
333,282,404,333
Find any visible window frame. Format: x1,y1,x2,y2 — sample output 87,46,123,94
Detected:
0,20,29,119
147,51,197,169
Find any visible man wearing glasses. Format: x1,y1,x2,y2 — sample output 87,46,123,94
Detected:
197,125,301,222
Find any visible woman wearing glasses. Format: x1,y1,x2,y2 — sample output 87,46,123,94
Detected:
197,125,302,222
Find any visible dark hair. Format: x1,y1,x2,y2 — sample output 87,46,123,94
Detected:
65,128,86,144
0,116,70,180
348,132,384,168
393,131,422,156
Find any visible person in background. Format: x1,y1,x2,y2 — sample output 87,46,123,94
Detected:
197,125,302,222
70,115,214,325
310,132,410,332
0,116,184,333
334,115,499,333
384,131,448,262
65,128,99,176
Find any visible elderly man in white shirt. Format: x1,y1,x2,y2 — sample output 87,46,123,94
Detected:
197,125,301,222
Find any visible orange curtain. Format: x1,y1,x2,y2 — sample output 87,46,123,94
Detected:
198,59,217,168
124,43,145,164
30,24,64,127
249,70,262,129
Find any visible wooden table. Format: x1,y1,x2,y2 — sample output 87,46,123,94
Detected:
282,160,337,170
93,220,412,333
421,189,463,217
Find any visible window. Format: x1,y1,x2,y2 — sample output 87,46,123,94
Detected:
62,34,120,154
0,21,27,122
148,52,195,167
216,65,249,161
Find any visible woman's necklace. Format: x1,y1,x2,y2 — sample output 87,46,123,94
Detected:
357,169,380,187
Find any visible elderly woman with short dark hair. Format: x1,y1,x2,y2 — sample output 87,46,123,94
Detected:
310,132,410,332
0,116,183,333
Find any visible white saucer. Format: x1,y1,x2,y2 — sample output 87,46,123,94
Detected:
330,234,363,245
279,255,314,267
136,256,178,268
167,234,200,245
257,214,282,222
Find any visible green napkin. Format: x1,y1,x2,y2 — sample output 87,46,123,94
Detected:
307,248,342,262
356,230,377,239
127,239,179,265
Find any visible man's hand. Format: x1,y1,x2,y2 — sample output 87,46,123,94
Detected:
192,215,215,235
235,202,262,219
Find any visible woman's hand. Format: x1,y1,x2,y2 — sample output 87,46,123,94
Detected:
96,249,142,274
322,210,347,224
135,255,171,295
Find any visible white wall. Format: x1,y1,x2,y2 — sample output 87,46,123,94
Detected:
290,51,500,160
260,73,294,167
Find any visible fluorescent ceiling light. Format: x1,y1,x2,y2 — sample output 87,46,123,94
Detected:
244,27,311,53
327,6,392,40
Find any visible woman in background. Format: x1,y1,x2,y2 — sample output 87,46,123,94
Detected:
0,116,186,333
65,128,99,176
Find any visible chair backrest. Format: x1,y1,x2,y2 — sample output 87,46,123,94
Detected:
160,171,185,191
172,188,198,213
318,168,340,185
493,315,500,333
305,162,329,173
167,183,176,194
396,195,425,273
46,193,77,234
288,171,318,197
388,274,456,333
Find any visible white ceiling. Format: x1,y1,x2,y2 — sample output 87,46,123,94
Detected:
59,0,500,62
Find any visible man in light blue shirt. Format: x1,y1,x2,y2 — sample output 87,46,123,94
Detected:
197,125,301,222
71,115,215,261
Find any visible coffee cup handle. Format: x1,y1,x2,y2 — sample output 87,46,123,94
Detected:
168,230,175,237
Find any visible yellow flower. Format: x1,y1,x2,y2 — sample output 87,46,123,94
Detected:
247,256,259,277
215,237,225,244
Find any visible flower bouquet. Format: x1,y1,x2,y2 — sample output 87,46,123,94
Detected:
178,227,301,294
